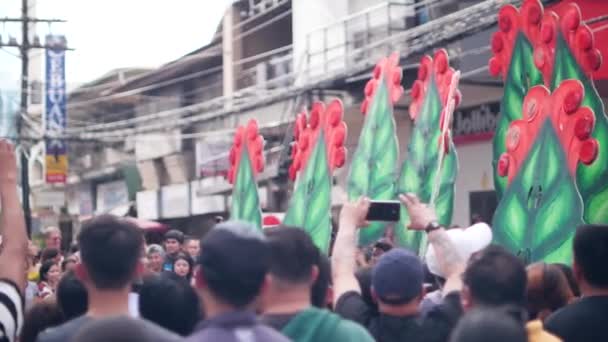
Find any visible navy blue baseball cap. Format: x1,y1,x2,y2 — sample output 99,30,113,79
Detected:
372,248,424,304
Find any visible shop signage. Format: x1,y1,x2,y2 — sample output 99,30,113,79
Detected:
161,183,190,219
136,190,159,220
452,102,500,144
45,35,68,183
96,180,128,214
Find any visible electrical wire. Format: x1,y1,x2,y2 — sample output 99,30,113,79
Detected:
62,0,481,136
0,47,21,58
62,0,453,112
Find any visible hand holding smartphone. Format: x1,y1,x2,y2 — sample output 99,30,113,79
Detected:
365,200,401,222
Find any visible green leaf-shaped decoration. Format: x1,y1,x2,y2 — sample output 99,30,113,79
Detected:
492,121,584,263
283,132,333,253
230,147,262,229
347,77,399,246
493,34,544,198
551,35,608,224
395,80,458,251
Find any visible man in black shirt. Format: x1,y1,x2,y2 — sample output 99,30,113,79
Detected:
545,224,608,342
333,196,466,342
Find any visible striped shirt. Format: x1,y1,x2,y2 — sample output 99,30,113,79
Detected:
0,280,23,342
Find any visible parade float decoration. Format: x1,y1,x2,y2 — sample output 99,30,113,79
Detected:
490,0,608,263
227,119,265,229
283,100,347,253
489,0,545,198
395,49,461,252
347,53,403,246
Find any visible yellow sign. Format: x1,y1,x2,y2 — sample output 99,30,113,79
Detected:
45,154,68,183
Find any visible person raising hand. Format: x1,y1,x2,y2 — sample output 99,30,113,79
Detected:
0,140,28,342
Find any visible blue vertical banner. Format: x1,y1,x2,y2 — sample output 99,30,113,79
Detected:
45,35,68,184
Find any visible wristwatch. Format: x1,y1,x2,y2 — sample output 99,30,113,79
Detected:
425,221,442,233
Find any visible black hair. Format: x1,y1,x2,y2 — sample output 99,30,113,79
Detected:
164,229,185,244
449,307,527,342
40,248,60,263
199,221,271,309
553,263,580,297
56,270,88,320
173,252,194,281
463,245,527,307
78,215,144,290
526,263,572,320
264,226,321,285
573,224,608,288
69,242,79,254
39,260,58,283
355,267,379,315
61,258,76,272
20,302,65,342
311,254,332,308
139,272,202,336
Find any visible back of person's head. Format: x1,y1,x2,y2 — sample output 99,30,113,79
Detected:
526,262,573,320
449,307,528,342
77,215,144,290
56,270,88,320
41,248,60,263
553,263,580,297
463,245,527,308
573,224,608,289
198,221,270,309
39,260,57,282
311,253,332,308
164,229,185,244
355,267,378,313
72,317,164,342
19,302,64,342
139,272,201,336
264,226,320,288
372,248,424,306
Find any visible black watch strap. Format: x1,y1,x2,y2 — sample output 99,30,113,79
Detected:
425,221,442,233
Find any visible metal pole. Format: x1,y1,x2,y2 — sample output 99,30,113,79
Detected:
19,0,32,236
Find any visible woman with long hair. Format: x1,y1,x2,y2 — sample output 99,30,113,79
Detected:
38,260,61,299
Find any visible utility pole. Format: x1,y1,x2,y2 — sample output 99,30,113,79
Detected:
0,0,68,236
20,0,31,236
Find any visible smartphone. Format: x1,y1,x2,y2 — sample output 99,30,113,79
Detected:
366,200,400,222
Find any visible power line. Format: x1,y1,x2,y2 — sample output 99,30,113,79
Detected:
61,0,452,112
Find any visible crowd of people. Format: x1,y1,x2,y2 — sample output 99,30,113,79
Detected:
0,138,607,342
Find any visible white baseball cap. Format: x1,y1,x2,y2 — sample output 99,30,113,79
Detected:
425,222,493,278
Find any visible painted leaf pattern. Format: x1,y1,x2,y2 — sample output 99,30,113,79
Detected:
492,121,584,263
551,35,608,224
396,81,458,251
283,133,333,253
492,34,544,198
347,77,399,246
230,147,263,229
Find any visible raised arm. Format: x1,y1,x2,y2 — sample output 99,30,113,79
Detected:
0,141,28,292
399,194,465,295
332,198,370,301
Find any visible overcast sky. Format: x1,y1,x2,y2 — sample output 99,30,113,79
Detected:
0,0,233,89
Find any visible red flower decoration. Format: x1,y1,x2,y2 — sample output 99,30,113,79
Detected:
289,99,347,181
361,52,404,115
488,0,544,79
409,49,462,123
534,3,602,85
263,215,282,227
227,119,265,184
497,80,598,184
